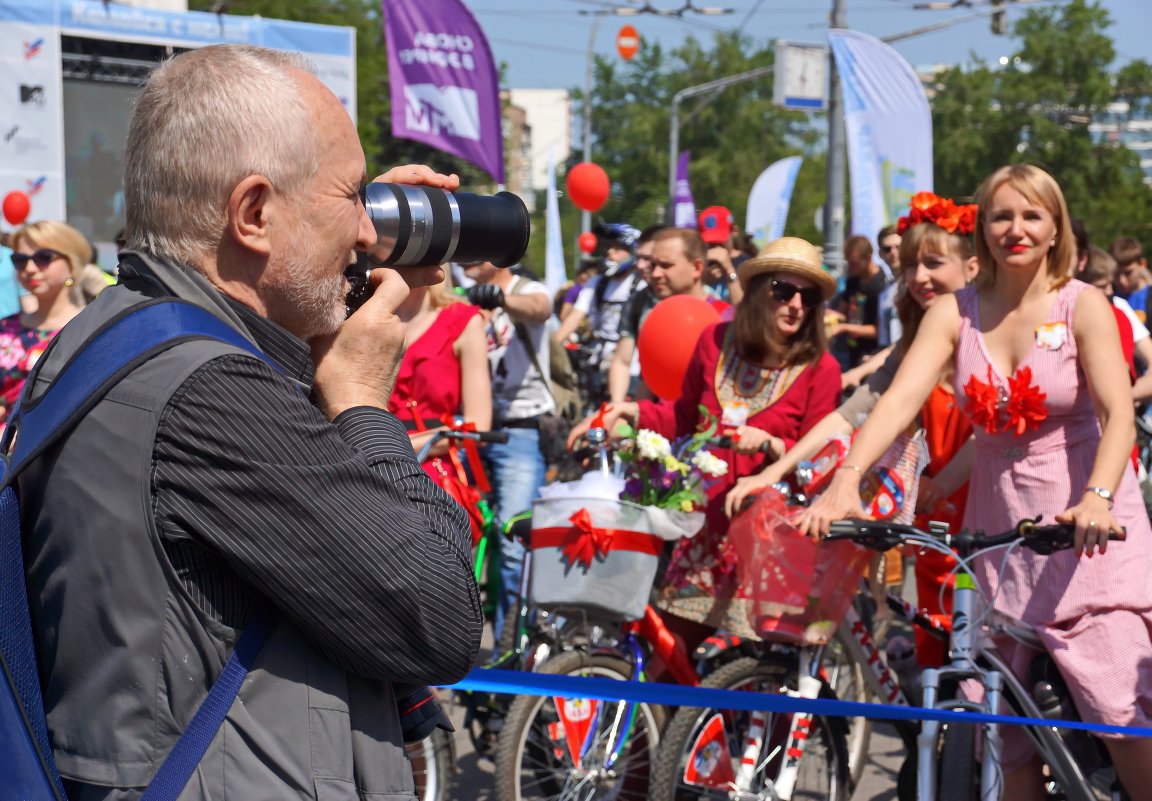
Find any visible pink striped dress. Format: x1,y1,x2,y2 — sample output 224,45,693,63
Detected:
953,280,1152,752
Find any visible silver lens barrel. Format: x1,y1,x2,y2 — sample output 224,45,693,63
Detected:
360,182,529,268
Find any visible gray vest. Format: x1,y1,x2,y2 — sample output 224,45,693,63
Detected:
21,271,414,800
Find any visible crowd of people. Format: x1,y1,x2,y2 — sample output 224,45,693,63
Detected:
6,40,1152,801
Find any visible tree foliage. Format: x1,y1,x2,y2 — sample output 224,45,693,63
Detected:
580,30,824,241
930,0,1152,247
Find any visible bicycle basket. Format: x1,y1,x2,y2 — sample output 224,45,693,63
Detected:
530,496,703,621
730,489,871,644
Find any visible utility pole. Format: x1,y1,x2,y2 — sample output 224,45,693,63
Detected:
823,0,848,275
581,17,601,237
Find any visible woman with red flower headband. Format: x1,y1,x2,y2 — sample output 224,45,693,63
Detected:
799,164,1152,799
728,192,979,668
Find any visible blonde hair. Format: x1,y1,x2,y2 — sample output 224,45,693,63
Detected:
973,164,1074,289
12,220,89,282
427,273,461,310
123,44,320,267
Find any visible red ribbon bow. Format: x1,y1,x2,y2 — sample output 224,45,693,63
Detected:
562,508,613,569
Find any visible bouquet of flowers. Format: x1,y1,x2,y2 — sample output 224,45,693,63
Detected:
615,423,730,515
528,413,728,620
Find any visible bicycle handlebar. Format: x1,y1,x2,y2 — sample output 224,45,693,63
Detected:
414,427,509,462
825,516,1126,557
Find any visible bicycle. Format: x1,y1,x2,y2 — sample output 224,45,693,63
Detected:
826,516,1131,801
493,426,791,801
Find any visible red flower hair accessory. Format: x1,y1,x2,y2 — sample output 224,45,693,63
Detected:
897,191,978,236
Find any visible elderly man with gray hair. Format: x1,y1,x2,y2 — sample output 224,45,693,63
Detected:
18,44,481,799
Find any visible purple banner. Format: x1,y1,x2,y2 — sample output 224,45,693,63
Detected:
672,150,696,229
382,0,505,183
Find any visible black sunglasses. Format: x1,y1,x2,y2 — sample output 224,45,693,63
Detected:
11,249,61,270
769,279,822,308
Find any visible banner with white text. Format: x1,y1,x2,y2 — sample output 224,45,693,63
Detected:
382,0,505,184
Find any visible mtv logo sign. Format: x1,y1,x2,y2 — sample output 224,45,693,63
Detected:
404,84,481,142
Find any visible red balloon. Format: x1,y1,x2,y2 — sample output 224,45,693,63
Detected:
2,191,30,226
565,162,610,212
638,295,721,400
578,231,598,254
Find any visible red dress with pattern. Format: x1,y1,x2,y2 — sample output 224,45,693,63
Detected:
954,280,1152,761
0,315,60,426
638,322,842,635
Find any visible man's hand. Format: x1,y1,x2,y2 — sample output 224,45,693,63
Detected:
311,268,410,420
375,164,460,191
467,283,505,311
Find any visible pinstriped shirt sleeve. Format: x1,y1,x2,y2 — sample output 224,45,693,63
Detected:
152,354,482,686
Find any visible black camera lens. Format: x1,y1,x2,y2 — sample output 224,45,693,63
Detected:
360,183,530,269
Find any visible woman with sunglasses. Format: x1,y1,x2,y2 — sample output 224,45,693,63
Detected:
595,236,840,646
1,220,88,424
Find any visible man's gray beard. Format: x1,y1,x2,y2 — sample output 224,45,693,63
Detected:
271,248,350,341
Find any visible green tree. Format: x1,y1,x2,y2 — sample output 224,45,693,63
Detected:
579,30,823,238
930,0,1152,246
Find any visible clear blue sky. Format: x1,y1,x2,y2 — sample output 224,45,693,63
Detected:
473,0,1151,90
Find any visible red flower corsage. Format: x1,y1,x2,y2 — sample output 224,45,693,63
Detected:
1005,366,1048,434
962,366,1001,434
962,365,1048,435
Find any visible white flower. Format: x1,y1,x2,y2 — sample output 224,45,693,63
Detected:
691,450,729,478
635,429,672,460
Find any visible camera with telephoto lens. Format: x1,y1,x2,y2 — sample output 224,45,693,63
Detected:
345,183,531,313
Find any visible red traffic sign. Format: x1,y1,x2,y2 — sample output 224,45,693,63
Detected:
616,25,640,61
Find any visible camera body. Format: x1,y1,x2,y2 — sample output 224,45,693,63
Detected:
345,183,531,312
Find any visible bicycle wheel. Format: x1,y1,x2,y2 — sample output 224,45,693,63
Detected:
406,728,455,801
650,656,849,801
825,628,871,788
935,715,979,801
493,650,665,801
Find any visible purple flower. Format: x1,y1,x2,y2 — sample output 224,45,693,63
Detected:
623,478,645,500
658,469,679,491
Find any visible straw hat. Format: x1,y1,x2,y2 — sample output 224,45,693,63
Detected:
736,236,836,300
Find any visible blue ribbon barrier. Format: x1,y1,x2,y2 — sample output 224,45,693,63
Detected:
447,667,1152,738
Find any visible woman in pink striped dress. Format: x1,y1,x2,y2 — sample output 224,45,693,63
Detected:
798,164,1152,799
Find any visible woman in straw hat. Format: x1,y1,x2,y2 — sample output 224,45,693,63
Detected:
800,164,1152,798
595,235,841,643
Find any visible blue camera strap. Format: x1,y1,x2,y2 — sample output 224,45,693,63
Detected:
1,299,278,801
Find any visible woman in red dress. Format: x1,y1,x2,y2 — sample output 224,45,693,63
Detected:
388,277,492,465
597,237,841,639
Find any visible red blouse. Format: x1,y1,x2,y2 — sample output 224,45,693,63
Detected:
388,302,481,424
638,322,842,500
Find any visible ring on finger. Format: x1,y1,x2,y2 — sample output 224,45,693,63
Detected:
1087,520,1098,530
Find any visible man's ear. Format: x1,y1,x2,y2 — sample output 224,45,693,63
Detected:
692,257,705,281
226,174,275,257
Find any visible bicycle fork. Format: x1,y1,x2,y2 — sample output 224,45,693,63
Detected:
916,573,1004,801
731,648,824,801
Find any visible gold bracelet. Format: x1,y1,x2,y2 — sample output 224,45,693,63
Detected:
840,463,864,475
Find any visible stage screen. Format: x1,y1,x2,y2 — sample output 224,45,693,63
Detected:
63,78,139,250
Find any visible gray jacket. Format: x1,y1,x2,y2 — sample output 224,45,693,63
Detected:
21,253,431,800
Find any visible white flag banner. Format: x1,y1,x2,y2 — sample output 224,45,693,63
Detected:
544,149,566,298
746,156,803,249
827,29,932,241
